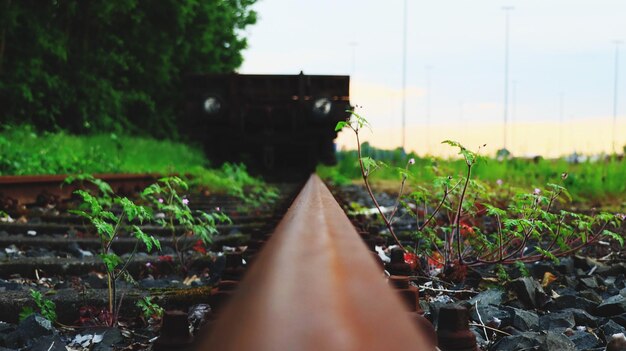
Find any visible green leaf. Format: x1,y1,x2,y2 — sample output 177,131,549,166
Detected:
99,253,123,272
93,218,115,239
361,156,376,172
441,139,478,164
484,204,506,217
603,230,624,246
141,184,161,197
118,197,139,221
19,307,35,322
132,225,160,252
335,121,348,131
534,246,559,263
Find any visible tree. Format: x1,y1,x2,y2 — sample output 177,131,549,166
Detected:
0,0,257,137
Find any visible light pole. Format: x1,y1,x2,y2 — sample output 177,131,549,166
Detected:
425,65,432,152
502,6,514,151
559,92,564,156
511,80,517,152
401,0,408,151
612,40,622,154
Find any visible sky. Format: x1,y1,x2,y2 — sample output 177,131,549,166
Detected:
239,0,626,157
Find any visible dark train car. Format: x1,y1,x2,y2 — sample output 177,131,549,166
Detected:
184,73,351,179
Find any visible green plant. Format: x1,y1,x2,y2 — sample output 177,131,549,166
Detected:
409,141,624,275
136,296,164,320
19,289,57,323
318,141,626,204
335,109,410,249
188,163,279,208
221,163,279,208
0,1,257,137
336,109,625,281
70,178,160,326
142,176,231,274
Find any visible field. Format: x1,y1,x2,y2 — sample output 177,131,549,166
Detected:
318,143,626,208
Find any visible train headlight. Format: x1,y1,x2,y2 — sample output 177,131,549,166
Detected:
203,96,221,115
312,98,332,117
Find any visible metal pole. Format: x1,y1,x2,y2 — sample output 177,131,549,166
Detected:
401,0,408,151
502,6,514,151
511,80,517,152
559,92,564,156
612,40,622,154
426,65,432,153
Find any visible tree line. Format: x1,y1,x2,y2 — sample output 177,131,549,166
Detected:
0,0,256,137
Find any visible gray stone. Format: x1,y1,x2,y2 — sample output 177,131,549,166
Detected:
30,335,66,351
0,279,22,291
544,331,578,351
599,320,626,342
579,289,604,304
556,257,575,275
561,308,602,327
468,289,505,308
598,263,626,277
91,328,123,351
613,312,626,328
492,332,539,350
507,277,550,309
540,311,576,330
568,331,600,350
0,330,25,350
548,294,598,312
18,314,56,340
470,304,510,328
595,295,626,317
493,331,577,351
579,276,600,289
503,306,539,331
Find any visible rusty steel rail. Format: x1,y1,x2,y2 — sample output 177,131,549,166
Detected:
0,173,158,206
197,174,433,350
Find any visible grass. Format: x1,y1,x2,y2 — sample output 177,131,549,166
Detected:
318,143,626,206
0,125,206,175
0,125,275,198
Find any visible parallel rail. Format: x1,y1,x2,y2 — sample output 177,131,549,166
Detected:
0,173,158,206
197,175,433,350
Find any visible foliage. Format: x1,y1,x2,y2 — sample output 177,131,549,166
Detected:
0,126,279,205
335,109,625,280
69,177,160,326
335,109,410,249
19,289,57,323
142,176,231,273
0,0,257,137
188,163,279,208
0,125,206,175
318,143,626,203
136,296,164,320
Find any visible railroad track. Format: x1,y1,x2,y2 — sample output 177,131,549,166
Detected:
0,174,478,351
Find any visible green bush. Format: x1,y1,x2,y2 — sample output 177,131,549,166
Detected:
0,0,257,137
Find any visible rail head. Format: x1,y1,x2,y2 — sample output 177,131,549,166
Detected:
198,174,432,350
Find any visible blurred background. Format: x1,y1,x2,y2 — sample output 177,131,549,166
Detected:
240,0,625,158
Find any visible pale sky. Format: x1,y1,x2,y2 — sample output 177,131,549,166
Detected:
239,1,626,157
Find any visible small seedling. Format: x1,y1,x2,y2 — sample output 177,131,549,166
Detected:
336,109,624,281
142,176,231,274
19,289,57,323
136,296,164,320
70,176,160,326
